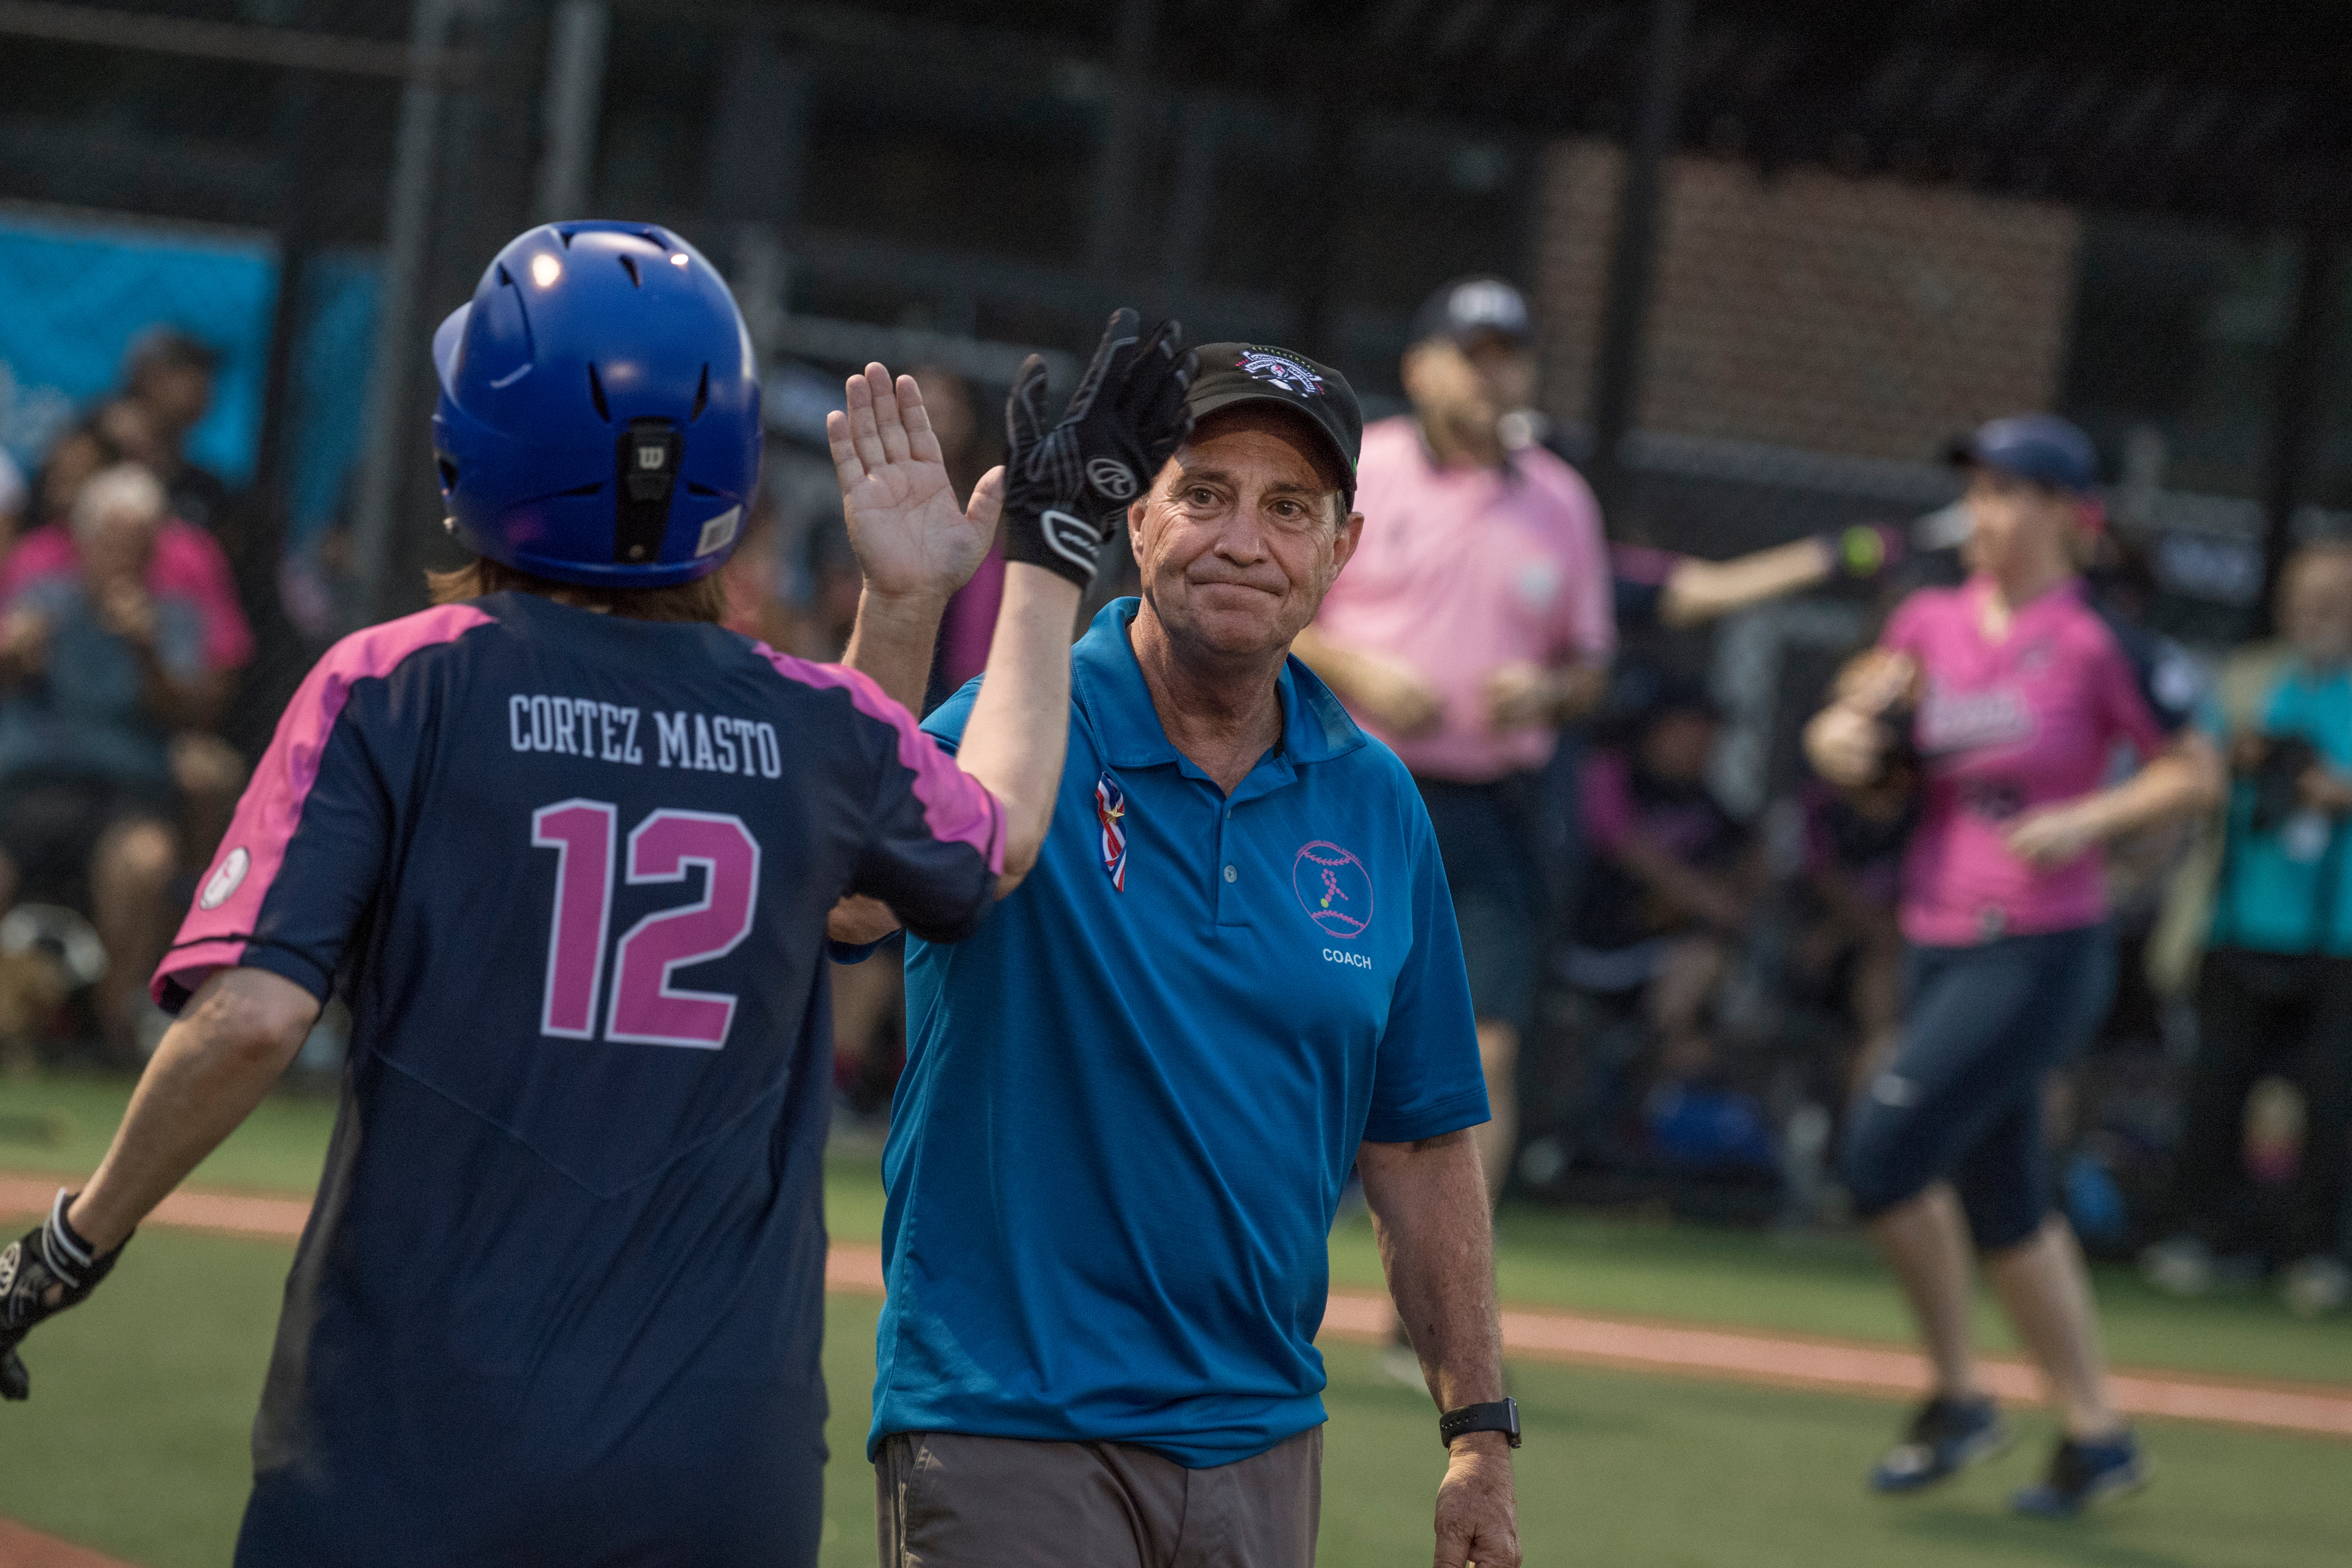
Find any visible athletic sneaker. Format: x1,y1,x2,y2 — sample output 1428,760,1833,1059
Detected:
2011,1432,2150,1518
1868,1395,2010,1493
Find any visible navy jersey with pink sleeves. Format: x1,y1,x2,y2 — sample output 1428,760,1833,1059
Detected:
153,591,1000,1568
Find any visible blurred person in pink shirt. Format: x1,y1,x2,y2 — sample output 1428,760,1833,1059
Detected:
14,410,254,678
1296,277,1613,1201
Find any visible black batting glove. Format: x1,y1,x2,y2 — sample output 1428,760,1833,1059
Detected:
1,1190,125,1401
1001,309,1195,588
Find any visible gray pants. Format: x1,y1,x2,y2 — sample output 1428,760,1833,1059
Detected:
874,1428,1321,1568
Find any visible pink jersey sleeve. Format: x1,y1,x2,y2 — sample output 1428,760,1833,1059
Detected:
751,646,1005,876
154,604,495,1008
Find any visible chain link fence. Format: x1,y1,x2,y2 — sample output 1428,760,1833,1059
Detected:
3,1,2349,1248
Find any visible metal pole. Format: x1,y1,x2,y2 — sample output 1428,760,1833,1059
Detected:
347,0,459,630
1586,0,1693,516
2256,230,2340,636
533,0,608,223
1086,0,1156,279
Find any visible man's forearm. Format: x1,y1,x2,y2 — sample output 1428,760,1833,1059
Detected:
844,589,950,717
954,562,1081,889
2075,742,2224,844
1359,1130,1505,1410
1659,537,1834,628
66,969,320,1252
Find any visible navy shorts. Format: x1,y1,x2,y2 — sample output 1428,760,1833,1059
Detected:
1416,774,1547,1031
1839,924,2115,1252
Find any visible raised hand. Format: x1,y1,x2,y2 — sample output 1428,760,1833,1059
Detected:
827,363,1002,605
1000,310,1194,588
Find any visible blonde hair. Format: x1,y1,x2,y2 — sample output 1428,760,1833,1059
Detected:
69,463,166,545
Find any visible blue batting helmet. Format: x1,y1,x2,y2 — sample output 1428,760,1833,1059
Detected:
431,221,761,587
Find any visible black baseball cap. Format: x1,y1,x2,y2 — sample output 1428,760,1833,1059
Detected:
1945,413,2099,493
1409,275,1536,350
1182,343,1363,507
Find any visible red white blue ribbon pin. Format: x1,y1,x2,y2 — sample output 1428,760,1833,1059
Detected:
1095,771,1129,892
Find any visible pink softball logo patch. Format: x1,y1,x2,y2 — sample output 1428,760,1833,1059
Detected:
1292,840,1373,939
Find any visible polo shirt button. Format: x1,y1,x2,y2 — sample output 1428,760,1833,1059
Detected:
1223,865,1237,883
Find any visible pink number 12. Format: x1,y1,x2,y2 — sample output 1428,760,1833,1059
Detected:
531,800,761,1050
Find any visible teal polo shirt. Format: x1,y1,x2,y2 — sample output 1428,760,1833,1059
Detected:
2205,659,2352,956
870,598,1487,1466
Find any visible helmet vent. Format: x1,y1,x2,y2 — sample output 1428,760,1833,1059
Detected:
617,254,641,288
691,364,710,421
495,264,513,287
586,362,610,422
437,459,459,492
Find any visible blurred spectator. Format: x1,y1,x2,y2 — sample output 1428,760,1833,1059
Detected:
119,329,230,532
718,494,811,653
8,411,254,678
1794,774,1913,1084
0,465,224,1057
1564,680,1754,1086
2143,541,2352,1314
1296,277,1615,1199
118,328,302,758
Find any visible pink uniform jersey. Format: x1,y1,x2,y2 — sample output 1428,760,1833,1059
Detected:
1314,418,1614,781
1881,576,2196,946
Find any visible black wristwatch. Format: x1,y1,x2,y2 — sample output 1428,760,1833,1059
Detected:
1438,1397,1521,1449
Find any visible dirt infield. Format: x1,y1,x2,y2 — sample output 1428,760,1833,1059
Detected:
6,1173,2349,1442
0,1517,138,1568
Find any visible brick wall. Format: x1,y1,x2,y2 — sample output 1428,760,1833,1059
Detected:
1534,141,2083,465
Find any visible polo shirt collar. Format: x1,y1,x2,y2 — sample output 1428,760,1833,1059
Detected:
1072,598,1370,774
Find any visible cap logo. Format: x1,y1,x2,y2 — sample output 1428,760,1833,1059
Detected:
1236,350,1325,398
1085,457,1139,500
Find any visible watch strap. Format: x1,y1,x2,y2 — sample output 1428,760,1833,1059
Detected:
1437,1396,1520,1449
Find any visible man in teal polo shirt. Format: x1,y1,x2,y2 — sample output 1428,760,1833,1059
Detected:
836,342,1519,1567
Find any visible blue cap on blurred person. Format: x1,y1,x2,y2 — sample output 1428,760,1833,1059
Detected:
431,221,762,588
1409,276,1536,350
1947,414,2099,494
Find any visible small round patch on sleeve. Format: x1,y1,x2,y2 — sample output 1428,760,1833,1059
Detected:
199,847,252,910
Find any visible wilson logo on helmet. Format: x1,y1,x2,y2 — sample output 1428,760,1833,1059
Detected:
430,221,762,588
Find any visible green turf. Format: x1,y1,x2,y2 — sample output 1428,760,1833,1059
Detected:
7,1071,2349,1392
0,1225,2344,1568
0,1071,340,1195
